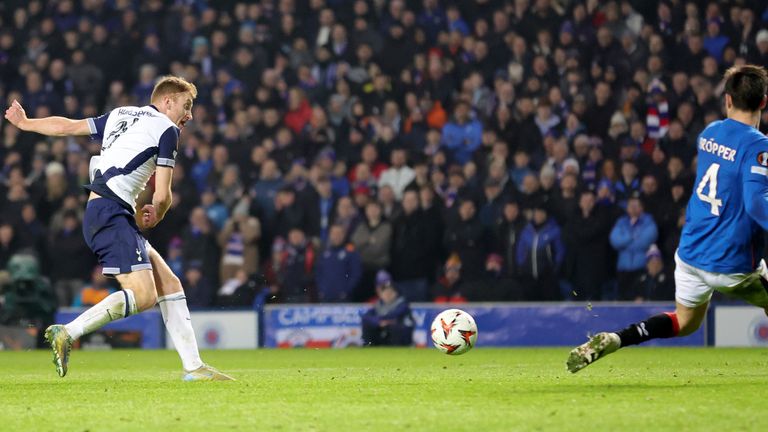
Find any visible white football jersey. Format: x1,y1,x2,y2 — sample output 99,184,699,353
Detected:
86,105,179,212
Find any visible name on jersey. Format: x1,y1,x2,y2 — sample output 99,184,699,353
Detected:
699,137,736,161
117,108,157,118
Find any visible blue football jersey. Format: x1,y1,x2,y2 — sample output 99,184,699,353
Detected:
678,118,768,273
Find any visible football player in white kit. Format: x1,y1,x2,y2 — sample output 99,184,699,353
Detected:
4,76,233,381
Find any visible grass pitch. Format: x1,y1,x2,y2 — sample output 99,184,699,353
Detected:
1,347,767,431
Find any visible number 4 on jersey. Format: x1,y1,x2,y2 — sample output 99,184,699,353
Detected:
696,163,722,216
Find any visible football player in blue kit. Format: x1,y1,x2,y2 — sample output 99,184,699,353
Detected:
4,76,233,380
567,65,768,373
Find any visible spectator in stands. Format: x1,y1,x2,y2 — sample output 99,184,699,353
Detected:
200,188,229,230
550,173,579,225
72,266,116,307
350,201,392,301
614,159,640,209
308,175,335,242
610,195,658,300
48,210,93,306
284,88,312,134
495,199,525,278
250,158,283,218
362,270,413,346
444,198,490,282
378,148,415,200
441,101,483,165
639,174,665,223
38,162,69,224
703,19,729,63
391,189,432,302
316,224,362,302
217,164,244,209
15,203,47,263
636,244,673,301
752,30,768,66
183,261,216,308
473,253,523,301
217,204,260,283
272,228,316,303
181,207,220,286
478,178,507,228
510,150,534,192
564,190,613,301
166,237,184,279
377,184,401,221
0,222,19,270
332,195,360,241
272,186,308,238
431,254,468,303
516,199,564,301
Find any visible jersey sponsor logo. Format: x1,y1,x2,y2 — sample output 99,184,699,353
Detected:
699,137,736,161
758,152,768,166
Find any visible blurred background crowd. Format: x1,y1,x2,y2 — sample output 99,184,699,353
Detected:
1,0,768,310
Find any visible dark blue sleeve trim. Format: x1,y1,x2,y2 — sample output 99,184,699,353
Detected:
157,126,180,167
88,113,109,140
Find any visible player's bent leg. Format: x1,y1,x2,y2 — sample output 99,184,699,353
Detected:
149,248,234,381
673,301,708,337
715,262,768,314
44,269,155,377
115,269,158,312
567,258,711,373
567,302,706,373
150,246,184,298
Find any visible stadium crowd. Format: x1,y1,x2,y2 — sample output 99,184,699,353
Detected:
1,0,768,309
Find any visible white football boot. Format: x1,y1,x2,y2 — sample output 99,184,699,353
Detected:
566,332,621,373
182,364,236,381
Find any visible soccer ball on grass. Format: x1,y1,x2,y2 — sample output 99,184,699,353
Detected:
430,309,477,355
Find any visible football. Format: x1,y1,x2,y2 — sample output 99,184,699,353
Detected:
430,309,478,355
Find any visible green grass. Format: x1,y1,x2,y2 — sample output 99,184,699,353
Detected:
1,347,767,431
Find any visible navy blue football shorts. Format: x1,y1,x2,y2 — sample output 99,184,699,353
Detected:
83,198,152,276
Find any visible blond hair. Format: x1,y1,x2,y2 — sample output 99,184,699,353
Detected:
150,76,198,103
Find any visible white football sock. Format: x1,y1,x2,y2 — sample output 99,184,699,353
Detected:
159,292,204,371
64,289,138,340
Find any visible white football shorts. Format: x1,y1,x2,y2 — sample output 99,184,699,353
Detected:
674,251,768,308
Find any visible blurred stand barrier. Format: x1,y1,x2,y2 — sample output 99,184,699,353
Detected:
53,309,258,350
42,303,714,350
714,306,768,346
0,325,38,350
165,311,258,350
262,303,707,348
55,308,164,349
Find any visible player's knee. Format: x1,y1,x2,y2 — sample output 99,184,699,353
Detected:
677,323,698,336
133,287,158,312
166,274,183,293
157,274,184,297
676,315,703,336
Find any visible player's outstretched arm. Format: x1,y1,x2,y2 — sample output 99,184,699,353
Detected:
4,99,91,136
